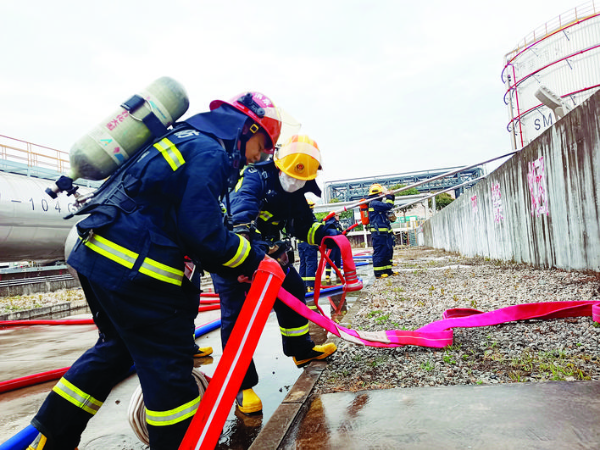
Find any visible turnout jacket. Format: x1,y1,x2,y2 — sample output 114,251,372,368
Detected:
228,161,338,255
69,112,262,294
368,193,395,233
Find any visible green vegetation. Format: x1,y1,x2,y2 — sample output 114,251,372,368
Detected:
428,192,454,210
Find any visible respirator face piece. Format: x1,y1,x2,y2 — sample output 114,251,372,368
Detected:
279,171,306,193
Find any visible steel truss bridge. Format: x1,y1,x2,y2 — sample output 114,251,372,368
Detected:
323,166,485,202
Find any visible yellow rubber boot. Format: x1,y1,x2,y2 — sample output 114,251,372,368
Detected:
27,433,48,450
27,433,78,450
293,342,337,368
193,346,213,358
236,388,263,415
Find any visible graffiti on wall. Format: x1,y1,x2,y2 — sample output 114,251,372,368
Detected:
491,182,504,223
471,195,478,214
527,156,549,217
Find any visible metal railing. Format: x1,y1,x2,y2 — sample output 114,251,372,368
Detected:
0,134,70,175
508,1,598,56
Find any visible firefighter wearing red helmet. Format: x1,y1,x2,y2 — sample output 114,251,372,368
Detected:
210,92,282,153
28,91,282,450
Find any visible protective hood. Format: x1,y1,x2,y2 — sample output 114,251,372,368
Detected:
183,104,249,144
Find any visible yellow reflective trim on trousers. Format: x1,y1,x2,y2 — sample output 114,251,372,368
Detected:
154,138,185,171
301,276,316,281
223,235,251,268
139,257,184,286
259,210,273,221
280,324,309,337
83,234,138,269
52,377,103,416
307,222,322,245
146,395,201,426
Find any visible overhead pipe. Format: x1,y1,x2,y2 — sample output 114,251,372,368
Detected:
323,148,520,221
392,174,487,213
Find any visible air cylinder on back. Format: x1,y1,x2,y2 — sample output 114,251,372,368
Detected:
46,76,189,198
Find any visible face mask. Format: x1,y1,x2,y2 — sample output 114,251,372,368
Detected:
279,171,306,193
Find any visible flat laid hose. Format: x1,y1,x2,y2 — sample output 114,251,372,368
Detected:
127,369,209,445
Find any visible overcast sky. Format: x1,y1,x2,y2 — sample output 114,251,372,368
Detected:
0,0,585,188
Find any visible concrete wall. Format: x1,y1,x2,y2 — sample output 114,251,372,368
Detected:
423,90,600,271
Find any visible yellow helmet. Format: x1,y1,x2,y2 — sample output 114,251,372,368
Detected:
369,183,384,195
274,135,322,181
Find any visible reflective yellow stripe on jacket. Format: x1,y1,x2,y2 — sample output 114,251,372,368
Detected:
52,377,103,416
307,222,322,246
146,395,201,427
223,234,251,268
154,138,185,171
83,234,184,286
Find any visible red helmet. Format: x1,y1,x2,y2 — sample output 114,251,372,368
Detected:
210,92,282,152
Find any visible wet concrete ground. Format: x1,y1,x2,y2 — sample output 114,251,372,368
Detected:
4,257,600,449
281,380,600,449
0,274,361,449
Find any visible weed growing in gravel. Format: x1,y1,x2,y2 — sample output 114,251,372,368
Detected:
443,352,456,365
375,314,390,325
508,348,592,382
370,356,388,367
420,360,434,371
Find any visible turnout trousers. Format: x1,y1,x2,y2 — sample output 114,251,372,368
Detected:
298,241,318,289
31,274,200,450
372,232,393,277
387,232,396,272
211,265,314,390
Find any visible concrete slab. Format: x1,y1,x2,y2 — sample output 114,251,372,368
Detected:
278,380,600,449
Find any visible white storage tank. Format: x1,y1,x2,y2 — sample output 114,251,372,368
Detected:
503,1,600,149
0,171,91,262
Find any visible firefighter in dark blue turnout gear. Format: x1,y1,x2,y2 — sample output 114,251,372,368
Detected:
28,92,282,450
298,199,319,292
368,183,396,278
211,135,340,415
324,212,343,282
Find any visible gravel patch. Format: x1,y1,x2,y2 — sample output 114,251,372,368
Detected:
316,247,600,393
0,289,86,315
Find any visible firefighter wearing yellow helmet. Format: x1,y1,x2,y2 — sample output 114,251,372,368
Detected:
273,134,323,192
368,183,397,278
210,134,340,416
369,183,384,195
